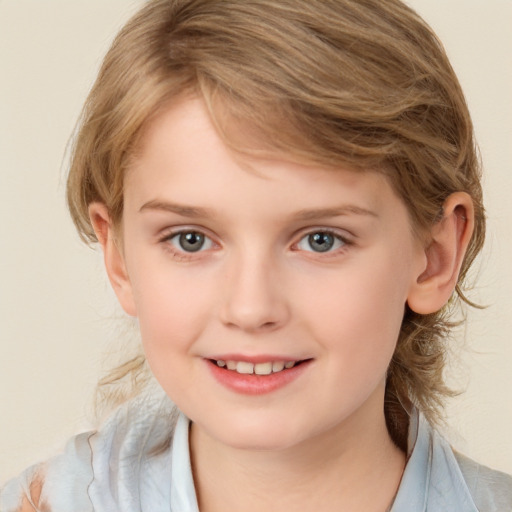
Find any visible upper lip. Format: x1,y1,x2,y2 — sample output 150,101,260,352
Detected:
205,354,310,364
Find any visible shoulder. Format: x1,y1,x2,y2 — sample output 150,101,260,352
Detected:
85,387,179,508
15,475,43,512
397,410,512,512
0,431,94,512
0,471,43,512
1,387,178,512
454,450,512,512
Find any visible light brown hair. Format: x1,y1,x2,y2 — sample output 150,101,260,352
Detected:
67,0,485,449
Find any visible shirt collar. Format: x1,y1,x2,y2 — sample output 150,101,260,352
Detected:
390,409,478,512
170,410,478,512
170,413,200,512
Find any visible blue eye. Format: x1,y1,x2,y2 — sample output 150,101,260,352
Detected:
169,231,214,253
297,231,345,253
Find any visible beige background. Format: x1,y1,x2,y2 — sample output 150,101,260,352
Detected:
0,0,511,483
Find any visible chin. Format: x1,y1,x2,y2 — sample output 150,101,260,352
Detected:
222,430,299,452
207,412,311,452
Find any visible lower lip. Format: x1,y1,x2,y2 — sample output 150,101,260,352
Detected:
206,359,311,395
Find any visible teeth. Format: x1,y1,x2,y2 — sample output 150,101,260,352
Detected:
272,361,285,372
254,362,272,375
215,359,298,375
236,361,254,374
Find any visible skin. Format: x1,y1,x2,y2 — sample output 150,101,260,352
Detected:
87,97,474,512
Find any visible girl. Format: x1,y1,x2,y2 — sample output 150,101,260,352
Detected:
1,0,511,510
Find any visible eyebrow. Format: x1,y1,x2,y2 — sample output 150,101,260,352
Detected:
293,206,378,221
139,200,378,221
139,200,216,218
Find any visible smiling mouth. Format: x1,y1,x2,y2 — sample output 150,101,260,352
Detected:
209,359,309,376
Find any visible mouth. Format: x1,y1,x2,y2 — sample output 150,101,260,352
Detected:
206,356,313,395
208,358,310,376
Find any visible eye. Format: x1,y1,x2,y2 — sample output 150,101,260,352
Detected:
296,231,346,253
168,231,214,253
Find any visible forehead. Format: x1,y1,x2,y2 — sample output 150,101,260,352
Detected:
125,97,410,228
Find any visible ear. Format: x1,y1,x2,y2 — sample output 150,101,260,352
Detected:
407,192,475,315
88,203,137,317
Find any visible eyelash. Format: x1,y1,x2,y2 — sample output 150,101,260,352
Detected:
293,229,352,256
159,229,217,260
158,227,352,261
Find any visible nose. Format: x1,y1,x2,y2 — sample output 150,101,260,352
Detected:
220,252,290,333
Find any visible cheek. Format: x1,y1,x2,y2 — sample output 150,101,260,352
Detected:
129,263,216,355
130,268,216,401
301,251,410,363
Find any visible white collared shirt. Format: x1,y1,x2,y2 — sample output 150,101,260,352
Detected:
2,387,511,511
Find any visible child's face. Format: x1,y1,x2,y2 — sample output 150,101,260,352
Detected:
114,97,427,450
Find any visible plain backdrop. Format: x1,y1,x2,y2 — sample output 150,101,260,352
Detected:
0,0,511,483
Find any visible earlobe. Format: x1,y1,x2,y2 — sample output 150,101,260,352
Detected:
88,203,137,317
407,192,475,315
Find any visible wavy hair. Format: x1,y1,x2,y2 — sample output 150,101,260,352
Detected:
67,0,485,449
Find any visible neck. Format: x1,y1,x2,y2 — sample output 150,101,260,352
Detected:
189,393,406,512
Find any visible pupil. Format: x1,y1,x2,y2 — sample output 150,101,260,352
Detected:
179,232,204,252
309,232,334,252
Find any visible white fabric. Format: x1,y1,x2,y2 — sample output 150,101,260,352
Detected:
1,387,511,511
